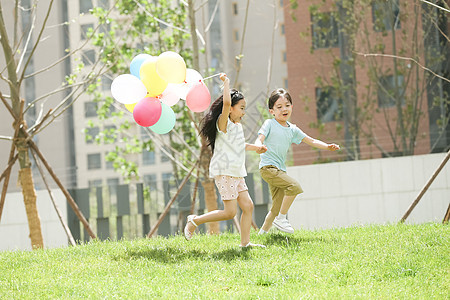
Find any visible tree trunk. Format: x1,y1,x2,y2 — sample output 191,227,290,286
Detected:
19,167,44,249
188,0,219,234
201,179,219,234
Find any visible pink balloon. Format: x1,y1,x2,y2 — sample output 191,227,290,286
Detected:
186,82,211,112
133,97,162,127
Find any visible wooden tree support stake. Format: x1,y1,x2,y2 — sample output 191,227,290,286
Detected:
0,102,23,222
401,150,450,223
30,148,76,246
1,92,95,239
28,140,96,239
189,168,200,215
443,204,450,224
147,160,199,238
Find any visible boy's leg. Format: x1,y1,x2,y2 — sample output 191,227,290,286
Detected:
236,191,254,246
260,186,283,232
269,172,302,233
280,195,296,215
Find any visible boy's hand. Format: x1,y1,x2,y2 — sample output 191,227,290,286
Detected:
256,145,267,154
327,143,340,151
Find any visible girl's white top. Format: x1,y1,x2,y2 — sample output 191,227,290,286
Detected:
209,116,247,178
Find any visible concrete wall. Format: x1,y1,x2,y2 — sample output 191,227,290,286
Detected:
287,153,449,230
0,189,68,251
1,153,448,251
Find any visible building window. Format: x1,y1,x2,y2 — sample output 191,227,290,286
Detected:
107,177,119,197
84,101,98,117
311,12,339,49
82,49,95,66
88,179,102,188
105,152,114,169
316,87,343,123
85,126,99,144
104,125,117,143
87,153,102,170
232,3,238,15
284,78,288,89
98,0,109,9
144,173,158,202
80,0,93,14
143,174,157,190
282,51,287,62
377,75,404,108
280,23,285,35
160,148,170,163
80,23,93,40
233,29,239,41
101,75,112,91
279,0,284,7
372,0,400,32
143,150,155,165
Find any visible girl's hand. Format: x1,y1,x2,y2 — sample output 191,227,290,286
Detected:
220,73,229,83
327,143,340,151
256,145,268,154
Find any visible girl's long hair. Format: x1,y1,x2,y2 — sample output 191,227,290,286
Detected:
200,89,244,152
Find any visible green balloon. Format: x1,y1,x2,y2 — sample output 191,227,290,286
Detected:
150,102,176,134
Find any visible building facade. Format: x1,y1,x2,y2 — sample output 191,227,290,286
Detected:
283,0,449,166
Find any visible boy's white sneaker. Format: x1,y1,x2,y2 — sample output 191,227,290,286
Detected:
273,218,294,233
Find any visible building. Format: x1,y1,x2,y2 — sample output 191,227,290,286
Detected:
0,0,75,193
68,0,289,192
283,0,450,166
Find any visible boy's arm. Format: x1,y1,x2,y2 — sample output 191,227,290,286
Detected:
217,73,231,133
254,134,265,146
302,136,340,151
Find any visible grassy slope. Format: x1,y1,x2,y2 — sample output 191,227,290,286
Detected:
0,223,448,299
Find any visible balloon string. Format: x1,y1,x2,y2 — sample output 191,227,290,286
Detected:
201,73,221,81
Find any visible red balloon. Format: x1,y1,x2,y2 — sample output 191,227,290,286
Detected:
133,97,162,127
186,82,211,112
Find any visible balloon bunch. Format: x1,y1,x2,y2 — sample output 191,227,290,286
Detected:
110,51,212,134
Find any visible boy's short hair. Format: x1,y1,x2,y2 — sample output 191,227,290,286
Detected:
268,88,293,109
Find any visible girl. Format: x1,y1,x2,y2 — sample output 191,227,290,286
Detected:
256,88,340,234
184,73,267,247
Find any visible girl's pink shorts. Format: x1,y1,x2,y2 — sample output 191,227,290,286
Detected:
214,175,248,200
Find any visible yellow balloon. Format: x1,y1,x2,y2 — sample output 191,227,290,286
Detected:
125,102,137,112
156,51,187,84
139,57,168,97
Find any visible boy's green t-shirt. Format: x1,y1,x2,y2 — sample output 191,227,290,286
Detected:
258,118,307,172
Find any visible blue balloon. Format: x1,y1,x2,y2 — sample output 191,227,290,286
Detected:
130,54,152,79
150,102,176,134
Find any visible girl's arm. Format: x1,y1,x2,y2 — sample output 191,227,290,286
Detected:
217,73,231,133
303,136,340,151
247,134,267,154
245,143,267,154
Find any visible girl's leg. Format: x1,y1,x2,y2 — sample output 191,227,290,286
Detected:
236,191,254,246
185,199,237,234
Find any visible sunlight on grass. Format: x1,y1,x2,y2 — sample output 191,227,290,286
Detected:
0,223,448,298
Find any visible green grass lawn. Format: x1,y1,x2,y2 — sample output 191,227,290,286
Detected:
0,223,448,299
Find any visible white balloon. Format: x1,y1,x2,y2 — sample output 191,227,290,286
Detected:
111,74,147,104
176,69,203,100
161,86,181,106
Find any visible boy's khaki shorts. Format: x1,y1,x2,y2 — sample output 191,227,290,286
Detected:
259,165,303,215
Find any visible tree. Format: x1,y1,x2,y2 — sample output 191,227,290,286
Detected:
87,0,226,234
0,0,113,248
292,0,449,159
